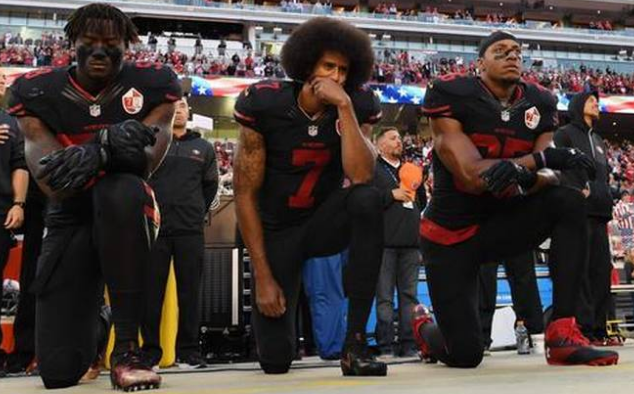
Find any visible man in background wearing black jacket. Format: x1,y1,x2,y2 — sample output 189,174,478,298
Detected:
554,91,615,345
372,127,426,357
142,97,219,368
0,86,28,377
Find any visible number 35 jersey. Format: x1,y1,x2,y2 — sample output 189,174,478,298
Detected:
234,80,381,230
421,75,558,245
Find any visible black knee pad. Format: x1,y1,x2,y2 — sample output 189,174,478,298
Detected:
260,362,291,374
346,184,382,217
39,348,87,389
42,377,79,390
447,346,483,368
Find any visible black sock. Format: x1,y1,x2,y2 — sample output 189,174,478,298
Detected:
346,297,374,343
109,290,142,355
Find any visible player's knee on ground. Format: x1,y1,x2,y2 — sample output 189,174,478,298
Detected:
256,330,295,372
346,184,381,218
40,348,90,389
446,343,483,368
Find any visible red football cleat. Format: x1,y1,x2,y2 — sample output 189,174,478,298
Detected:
545,317,619,366
411,304,437,363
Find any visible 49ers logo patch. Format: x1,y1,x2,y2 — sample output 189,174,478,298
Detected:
524,106,541,130
122,88,144,115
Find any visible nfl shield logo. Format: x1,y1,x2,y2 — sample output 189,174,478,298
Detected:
122,88,144,115
524,106,541,130
501,110,510,122
308,125,319,137
89,104,101,117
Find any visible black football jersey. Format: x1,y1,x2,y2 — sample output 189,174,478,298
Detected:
420,74,558,245
234,80,382,230
8,62,182,225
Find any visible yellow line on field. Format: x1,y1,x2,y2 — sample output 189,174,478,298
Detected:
156,378,378,394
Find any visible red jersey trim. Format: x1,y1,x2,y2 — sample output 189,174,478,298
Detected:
421,105,451,114
234,110,256,123
68,75,98,102
420,217,479,246
56,132,95,147
165,93,180,102
7,103,24,115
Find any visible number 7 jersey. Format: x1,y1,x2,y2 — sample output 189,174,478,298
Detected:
234,80,382,230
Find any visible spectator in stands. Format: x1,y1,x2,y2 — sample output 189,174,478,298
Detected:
194,34,203,56
372,127,426,358
147,32,157,52
217,38,227,56
167,34,177,54
555,91,616,345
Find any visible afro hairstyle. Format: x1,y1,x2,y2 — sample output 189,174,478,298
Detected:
281,17,374,91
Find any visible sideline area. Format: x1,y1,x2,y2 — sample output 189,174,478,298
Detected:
2,344,633,394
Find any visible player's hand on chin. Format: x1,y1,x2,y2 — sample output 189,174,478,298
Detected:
256,275,287,318
310,77,350,107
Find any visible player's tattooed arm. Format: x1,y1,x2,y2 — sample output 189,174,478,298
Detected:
17,116,67,199
234,126,286,318
142,102,176,177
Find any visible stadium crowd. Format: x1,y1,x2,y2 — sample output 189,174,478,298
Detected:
3,35,634,96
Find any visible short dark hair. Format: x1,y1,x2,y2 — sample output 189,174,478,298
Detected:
281,17,374,90
65,3,139,46
376,126,399,141
478,30,518,58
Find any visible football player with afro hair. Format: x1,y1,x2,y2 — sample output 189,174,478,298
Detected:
234,17,386,376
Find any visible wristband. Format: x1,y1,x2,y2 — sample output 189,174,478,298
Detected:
12,201,25,208
532,151,546,169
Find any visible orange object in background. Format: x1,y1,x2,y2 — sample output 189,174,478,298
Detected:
399,162,423,199
1,241,23,353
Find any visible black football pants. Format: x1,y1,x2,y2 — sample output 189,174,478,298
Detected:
479,251,544,347
142,233,204,361
420,186,586,368
576,218,612,339
33,174,157,389
251,184,383,367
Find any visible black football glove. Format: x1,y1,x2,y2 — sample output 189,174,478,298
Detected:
97,120,158,175
38,144,105,191
481,161,537,195
539,147,596,180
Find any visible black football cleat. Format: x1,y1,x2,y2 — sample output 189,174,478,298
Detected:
110,350,161,392
340,334,387,377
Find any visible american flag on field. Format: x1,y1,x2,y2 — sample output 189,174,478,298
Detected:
370,84,426,105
